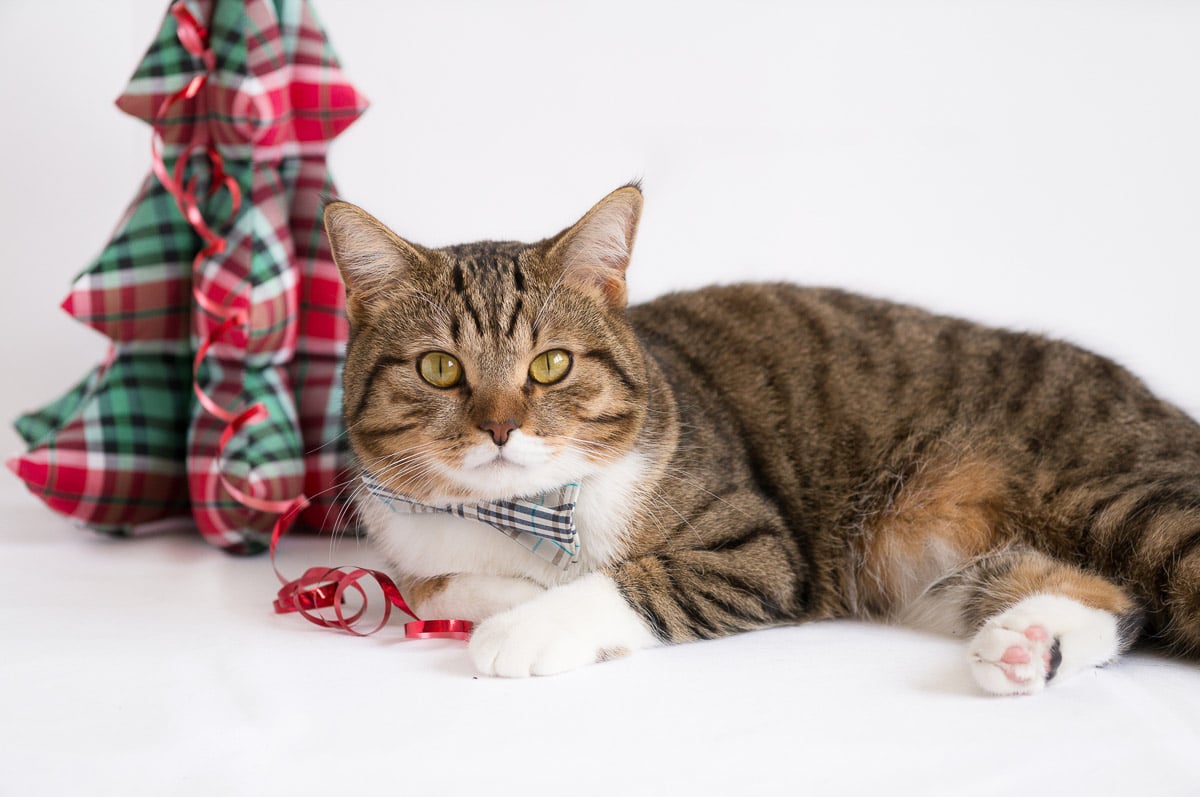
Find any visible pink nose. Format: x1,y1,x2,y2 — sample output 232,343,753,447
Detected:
480,419,518,446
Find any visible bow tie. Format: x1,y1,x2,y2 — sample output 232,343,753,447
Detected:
361,474,581,569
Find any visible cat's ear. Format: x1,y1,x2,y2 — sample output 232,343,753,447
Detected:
546,184,643,309
324,201,424,320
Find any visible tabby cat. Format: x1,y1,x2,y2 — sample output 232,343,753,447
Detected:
323,185,1200,694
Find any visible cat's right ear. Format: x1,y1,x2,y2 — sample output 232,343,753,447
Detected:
324,201,424,321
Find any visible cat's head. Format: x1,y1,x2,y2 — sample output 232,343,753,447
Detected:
325,185,647,503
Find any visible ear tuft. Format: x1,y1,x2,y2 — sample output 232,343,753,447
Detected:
548,185,643,309
324,201,423,319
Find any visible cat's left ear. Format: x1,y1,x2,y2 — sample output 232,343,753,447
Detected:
546,184,643,309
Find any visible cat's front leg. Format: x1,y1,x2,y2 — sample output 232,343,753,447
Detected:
405,573,547,623
469,540,799,676
469,573,660,677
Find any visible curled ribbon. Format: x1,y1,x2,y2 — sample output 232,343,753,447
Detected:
152,2,468,641
152,1,263,543
268,507,472,640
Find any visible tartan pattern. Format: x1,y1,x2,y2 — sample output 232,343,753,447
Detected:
14,369,99,449
9,343,193,529
9,0,366,553
59,174,198,342
286,156,352,531
362,475,583,569
188,360,306,553
116,0,365,153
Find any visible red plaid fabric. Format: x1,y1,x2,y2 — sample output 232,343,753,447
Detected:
9,0,366,553
288,156,353,531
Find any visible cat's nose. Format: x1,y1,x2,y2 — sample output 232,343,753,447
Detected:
480,419,519,446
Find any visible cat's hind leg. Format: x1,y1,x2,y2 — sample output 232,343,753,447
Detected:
901,548,1141,695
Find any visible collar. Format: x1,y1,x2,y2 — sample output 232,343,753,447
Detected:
361,474,581,569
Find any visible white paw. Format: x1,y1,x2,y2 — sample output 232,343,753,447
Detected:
469,573,659,677
969,593,1119,696
416,574,546,623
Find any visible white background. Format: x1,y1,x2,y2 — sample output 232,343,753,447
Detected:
2,2,1199,795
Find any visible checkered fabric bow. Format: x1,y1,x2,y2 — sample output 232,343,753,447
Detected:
362,475,582,568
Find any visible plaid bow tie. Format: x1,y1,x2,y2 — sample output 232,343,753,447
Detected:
361,474,581,568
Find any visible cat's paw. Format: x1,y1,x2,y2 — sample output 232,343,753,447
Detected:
415,574,546,623
968,593,1120,696
468,573,659,677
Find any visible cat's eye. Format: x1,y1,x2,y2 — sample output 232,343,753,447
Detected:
529,349,572,385
418,351,463,388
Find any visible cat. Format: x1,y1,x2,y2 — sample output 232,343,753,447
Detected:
322,184,1200,694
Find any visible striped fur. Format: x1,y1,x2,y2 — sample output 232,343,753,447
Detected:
627,284,1200,659
325,186,1200,685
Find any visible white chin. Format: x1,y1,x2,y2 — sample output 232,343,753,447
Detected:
436,432,595,502
450,465,552,501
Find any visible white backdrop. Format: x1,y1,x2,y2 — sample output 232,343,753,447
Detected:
2,0,1199,488
2,2,1199,795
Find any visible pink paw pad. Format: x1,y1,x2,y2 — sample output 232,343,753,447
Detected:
1000,645,1030,665
1024,625,1050,643
997,625,1056,684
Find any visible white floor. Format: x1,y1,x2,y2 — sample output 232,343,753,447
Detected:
4,493,1199,796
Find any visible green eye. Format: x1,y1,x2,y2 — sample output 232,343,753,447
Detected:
529,349,572,385
418,351,463,388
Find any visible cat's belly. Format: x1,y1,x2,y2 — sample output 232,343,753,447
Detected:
356,496,574,587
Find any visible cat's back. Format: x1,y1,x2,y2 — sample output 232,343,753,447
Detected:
627,281,1165,424
629,282,941,364
627,281,1025,427
627,282,1199,513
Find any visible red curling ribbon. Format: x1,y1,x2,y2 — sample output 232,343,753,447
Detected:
149,2,298,548
191,311,249,423
268,497,473,640
405,619,475,640
150,2,242,274
151,1,470,641
170,3,215,69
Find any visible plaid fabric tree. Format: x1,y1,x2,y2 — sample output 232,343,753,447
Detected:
9,0,367,553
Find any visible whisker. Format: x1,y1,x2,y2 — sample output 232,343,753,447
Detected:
530,268,571,337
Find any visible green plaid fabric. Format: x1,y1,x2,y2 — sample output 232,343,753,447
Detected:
61,175,199,342
9,0,366,553
15,370,97,449
11,343,193,529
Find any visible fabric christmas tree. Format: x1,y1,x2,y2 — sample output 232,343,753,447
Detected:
9,0,367,553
